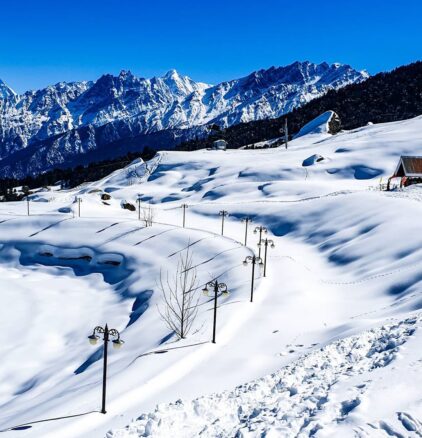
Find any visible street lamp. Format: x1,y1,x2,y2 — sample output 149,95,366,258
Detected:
136,194,142,221
88,324,124,414
181,203,189,228
253,226,268,258
258,238,275,277
241,216,252,246
243,255,263,302
219,210,229,236
76,196,82,218
202,280,229,343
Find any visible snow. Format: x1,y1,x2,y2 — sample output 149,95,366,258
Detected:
109,316,420,437
0,61,367,177
0,79,16,99
0,115,421,437
294,110,336,138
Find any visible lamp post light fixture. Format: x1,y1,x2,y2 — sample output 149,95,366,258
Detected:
258,238,275,277
253,226,268,258
181,203,189,228
241,216,252,246
243,255,264,302
88,324,124,414
202,280,229,343
219,210,229,236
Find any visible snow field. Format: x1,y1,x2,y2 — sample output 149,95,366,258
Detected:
0,114,421,437
108,316,421,437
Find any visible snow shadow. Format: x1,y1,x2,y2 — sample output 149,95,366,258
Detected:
14,244,130,287
326,165,382,180
127,290,153,327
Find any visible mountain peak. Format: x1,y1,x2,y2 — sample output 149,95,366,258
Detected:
0,60,369,177
0,79,16,99
164,69,180,79
118,69,135,79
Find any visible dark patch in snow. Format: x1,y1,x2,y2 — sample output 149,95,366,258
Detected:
127,290,153,327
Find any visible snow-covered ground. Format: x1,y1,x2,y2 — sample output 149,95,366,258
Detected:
0,115,421,437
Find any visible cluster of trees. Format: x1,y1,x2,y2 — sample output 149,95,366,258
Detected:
176,61,422,151
0,147,156,201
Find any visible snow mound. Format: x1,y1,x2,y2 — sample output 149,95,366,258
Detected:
302,154,326,166
294,110,339,139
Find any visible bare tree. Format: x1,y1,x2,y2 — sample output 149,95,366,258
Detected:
142,203,155,227
157,246,199,339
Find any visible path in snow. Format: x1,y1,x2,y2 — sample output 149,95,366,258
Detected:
108,316,421,437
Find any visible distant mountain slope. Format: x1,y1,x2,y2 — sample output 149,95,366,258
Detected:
0,62,367,177
177,61,422,151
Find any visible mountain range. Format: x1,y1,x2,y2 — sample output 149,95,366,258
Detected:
0,61,368,178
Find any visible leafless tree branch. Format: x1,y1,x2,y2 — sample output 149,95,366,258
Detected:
157,245,199,339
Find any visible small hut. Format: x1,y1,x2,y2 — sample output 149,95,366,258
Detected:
212,139,227,151
387,156,422,190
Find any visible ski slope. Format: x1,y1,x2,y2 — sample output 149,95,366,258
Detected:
0,115,421,437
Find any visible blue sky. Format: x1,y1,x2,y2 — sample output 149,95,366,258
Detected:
1,0,421,93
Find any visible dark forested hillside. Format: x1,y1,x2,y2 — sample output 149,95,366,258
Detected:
177,61,422,151
0,148,156,201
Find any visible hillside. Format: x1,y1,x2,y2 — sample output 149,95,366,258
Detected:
177,61,422,151
0,115,421,437
0,62,366,178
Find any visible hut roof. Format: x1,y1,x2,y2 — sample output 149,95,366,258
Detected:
393,156,422,177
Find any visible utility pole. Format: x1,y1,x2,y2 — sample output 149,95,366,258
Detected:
241,216,252,246
137,196,142,221
77,197,82,218
219,210,229,236
284,118,289,149
181,203,188,228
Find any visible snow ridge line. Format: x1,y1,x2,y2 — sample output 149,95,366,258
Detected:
155,190,357,211
108,316,419,438
273,254,422,286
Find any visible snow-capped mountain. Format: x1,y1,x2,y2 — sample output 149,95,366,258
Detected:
0,79,16,100
0,61,368,177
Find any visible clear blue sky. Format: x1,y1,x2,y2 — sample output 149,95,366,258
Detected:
1,0,421,93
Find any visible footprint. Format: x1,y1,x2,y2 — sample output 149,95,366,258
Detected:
397,412,422,435
340,398,361,417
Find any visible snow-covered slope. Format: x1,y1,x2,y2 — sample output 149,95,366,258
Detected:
0,62,367,177
0,115,421,438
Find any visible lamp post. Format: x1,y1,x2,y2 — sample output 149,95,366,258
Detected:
258,238,275,277
202,280,229,343
181,203,189,228
88,324,124,414
219,210,229,236
136,194,142,221
253,226,267,258
243,255,263,302
76,196,82,218
241,216,252,246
